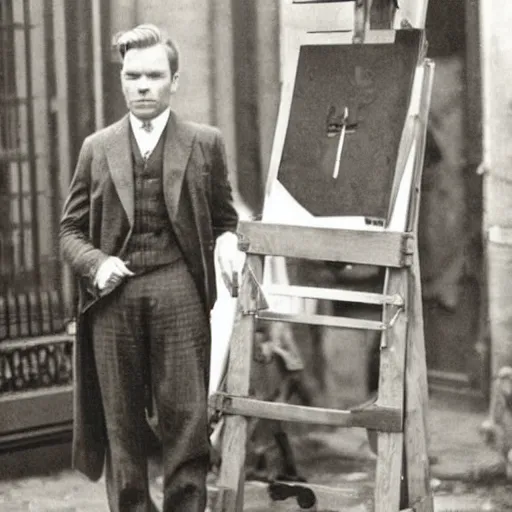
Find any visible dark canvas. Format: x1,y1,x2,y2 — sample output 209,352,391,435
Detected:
277,30,423,221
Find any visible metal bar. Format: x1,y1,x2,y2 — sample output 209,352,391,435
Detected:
257,310,386,330
22,0,40,283
263,284,404,306
9,0,27,276
0,332,73,351
0,3,15,283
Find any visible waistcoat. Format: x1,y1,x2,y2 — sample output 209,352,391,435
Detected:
122,128,183,273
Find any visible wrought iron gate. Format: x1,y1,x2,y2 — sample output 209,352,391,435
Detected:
0,0,65,344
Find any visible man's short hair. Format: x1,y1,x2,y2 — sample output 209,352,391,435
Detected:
113,24,179,76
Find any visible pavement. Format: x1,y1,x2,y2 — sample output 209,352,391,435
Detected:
0,391,510,511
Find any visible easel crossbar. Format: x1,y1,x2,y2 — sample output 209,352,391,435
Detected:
211,480,374,512
257,310,387,330
264,284,404,306
238,220,413,267
211,393,402,431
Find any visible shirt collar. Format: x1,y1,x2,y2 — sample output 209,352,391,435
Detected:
129,107,171,137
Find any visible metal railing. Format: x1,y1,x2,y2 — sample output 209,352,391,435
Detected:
0,0,64,340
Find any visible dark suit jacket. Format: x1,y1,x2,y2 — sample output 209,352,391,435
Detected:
60,110,238,480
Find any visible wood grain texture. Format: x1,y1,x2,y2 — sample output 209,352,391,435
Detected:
263,284,404,306
374,267,408,512
257,310,385,330
238,220,411,267
403,249,432,510
214,259,258,512
212,393,402,431
216,13,433,509
403,60,434,512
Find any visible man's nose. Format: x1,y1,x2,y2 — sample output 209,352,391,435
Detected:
137,77,150,93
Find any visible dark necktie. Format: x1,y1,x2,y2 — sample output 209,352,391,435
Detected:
141,120,153,133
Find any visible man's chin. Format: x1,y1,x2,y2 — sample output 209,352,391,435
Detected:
130,105,160,119
131,112,156,120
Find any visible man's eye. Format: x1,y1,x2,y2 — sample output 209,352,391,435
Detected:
147,73,164,79
124,73,139,80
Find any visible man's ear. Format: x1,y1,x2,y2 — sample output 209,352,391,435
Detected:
171,72,180,94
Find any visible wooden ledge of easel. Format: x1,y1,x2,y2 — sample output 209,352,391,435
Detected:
210,392,403,432
237,220,414,267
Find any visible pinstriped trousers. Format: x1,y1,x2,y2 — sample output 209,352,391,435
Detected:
91,260,210,512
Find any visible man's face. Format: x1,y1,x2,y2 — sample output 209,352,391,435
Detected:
121,44,178,120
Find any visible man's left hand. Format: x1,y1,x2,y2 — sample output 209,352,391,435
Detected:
216,232,246,293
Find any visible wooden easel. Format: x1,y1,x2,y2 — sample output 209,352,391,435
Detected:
210,3,434,511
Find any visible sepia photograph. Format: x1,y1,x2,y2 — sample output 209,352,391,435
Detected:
0,1,510,511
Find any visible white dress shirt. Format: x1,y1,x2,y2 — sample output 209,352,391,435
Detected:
129,107,171,159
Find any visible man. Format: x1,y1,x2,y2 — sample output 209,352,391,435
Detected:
60,24,241,512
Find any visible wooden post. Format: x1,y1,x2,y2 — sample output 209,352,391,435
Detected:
214,258,258,511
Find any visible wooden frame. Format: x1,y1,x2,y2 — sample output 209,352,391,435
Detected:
262,27,428,235
210,38,435,510
264,29,396,207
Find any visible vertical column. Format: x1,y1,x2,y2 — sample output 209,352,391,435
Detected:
465,0,488,397
480,1,512,378
209,0,240,202
254,1,281,188
53,0,73,317
231,0,262,213
29,0,54,289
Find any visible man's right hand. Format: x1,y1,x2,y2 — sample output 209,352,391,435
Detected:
94,256,135,293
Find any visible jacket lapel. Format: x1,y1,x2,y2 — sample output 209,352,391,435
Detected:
102,111,196,227
163,111,196,221
104,115,134,226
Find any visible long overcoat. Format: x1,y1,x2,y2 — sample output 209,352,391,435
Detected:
60,111,238,481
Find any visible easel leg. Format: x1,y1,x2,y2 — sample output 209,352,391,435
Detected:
374,268,408,512
403,256,433,511
214,262,258,511
375,432,404,512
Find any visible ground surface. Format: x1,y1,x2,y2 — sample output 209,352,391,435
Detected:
0,394,510,511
